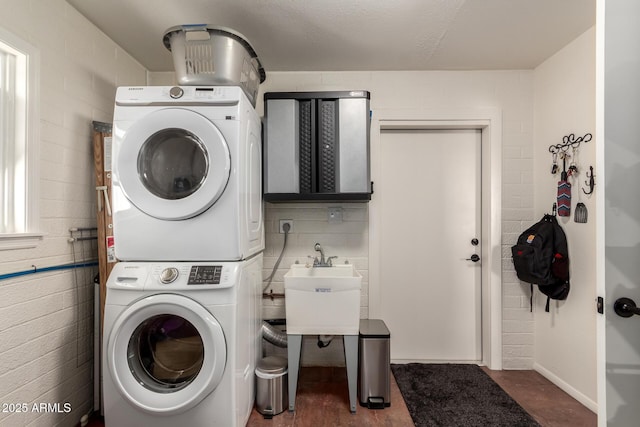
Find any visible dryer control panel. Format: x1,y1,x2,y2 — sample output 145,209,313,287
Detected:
115,86,242,106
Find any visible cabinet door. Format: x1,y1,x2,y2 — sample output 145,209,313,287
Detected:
264,91,371,202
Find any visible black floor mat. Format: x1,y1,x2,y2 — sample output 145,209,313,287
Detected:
391,363,541,427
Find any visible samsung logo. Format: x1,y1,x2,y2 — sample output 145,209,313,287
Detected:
128,87,144,91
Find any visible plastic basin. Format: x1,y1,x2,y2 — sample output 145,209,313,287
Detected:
284,264,362,335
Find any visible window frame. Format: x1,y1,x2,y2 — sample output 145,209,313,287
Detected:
0,26,41,250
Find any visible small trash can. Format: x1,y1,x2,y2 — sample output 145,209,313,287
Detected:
358,319,391,409
255,356,288,418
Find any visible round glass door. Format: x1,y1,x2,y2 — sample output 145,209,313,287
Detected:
127,314,204,393
137,129,208,200
116,108,230,220
107,294,226,415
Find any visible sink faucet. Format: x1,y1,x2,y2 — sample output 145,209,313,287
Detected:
313,243,337,267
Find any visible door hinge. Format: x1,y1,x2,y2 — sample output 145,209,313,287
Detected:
597,296,604,314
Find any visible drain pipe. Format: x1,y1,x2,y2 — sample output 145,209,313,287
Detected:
317,335,334,348
261,321,287,348
261,322,336,350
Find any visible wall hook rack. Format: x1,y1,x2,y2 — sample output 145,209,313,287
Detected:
548,132,592,155
583,166,595,195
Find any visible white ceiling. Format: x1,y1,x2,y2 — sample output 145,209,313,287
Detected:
66,0,595,73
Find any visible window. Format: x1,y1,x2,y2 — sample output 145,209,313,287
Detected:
0,26,40,249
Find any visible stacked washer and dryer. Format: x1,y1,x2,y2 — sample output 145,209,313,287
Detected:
102,26,266,427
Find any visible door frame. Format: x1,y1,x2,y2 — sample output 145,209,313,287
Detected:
595,1,605,422
368,108,503,370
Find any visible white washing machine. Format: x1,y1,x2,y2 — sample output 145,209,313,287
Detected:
102,256,262,427
112,86,264,261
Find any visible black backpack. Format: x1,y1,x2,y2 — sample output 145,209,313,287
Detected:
511,214,570,312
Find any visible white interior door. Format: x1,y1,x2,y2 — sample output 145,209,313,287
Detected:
599,1,640,424
377,128,482,362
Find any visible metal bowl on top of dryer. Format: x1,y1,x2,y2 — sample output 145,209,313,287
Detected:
163,25,266,106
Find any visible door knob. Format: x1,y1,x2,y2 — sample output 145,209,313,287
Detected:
466,254,480,263
614,297,640,318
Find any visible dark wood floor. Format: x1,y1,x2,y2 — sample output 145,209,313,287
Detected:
482,367,597,427
90,366,597,427
247,366,411,427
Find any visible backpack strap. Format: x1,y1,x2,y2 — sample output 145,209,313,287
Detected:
532,284,552,312
530,283,534,312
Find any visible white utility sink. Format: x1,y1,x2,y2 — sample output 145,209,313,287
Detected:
284,264,362,335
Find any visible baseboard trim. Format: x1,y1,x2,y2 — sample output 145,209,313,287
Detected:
533,363,598,413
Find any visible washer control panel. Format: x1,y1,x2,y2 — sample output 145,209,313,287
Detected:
107,262,238,291
188,265,223,285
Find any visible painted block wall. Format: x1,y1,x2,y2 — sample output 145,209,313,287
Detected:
0,1,146,426
262,203,369,365
533,27,597,410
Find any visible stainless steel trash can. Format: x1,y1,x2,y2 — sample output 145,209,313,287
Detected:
358,319,391,408
255,356,288,418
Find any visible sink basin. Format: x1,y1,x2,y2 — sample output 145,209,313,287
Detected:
284,264,362,335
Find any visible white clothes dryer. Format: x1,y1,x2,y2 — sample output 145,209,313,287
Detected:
102,256,262,427
112,86,264,261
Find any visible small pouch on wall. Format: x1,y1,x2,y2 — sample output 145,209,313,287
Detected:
557,179,571,216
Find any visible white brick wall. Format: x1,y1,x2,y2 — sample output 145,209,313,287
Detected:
0,1,146,426
262,203,369,365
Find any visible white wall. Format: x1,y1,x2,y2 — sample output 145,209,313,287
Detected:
533,27,597,410
0,1,146,426
247,70,537,366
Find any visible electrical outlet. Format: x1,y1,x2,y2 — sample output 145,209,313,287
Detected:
279,219,293,234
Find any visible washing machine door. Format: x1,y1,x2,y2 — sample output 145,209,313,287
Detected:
106,294,226,415
117,108,230,220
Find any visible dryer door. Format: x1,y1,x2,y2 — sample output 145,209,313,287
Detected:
116,108,230,220
106,294,226,415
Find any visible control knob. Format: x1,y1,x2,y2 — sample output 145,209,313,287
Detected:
160,267,179,284
169,86,184,99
